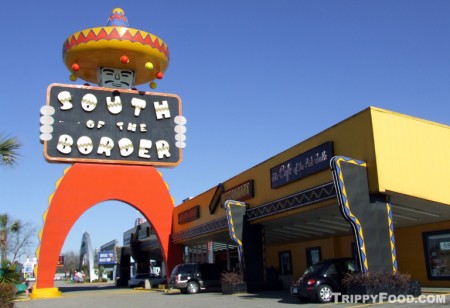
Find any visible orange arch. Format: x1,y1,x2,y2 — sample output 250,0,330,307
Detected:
33,163,175,295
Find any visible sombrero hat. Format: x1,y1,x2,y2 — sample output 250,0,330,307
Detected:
62,8,169,88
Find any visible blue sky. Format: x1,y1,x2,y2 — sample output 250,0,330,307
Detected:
1,1,449,260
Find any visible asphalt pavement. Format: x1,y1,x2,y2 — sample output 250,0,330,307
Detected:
13,281,450,308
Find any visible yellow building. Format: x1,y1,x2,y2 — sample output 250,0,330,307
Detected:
170,106,450,289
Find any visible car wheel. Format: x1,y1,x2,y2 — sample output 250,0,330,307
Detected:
317,284,333,303
180,288,188,294
186,281,200,294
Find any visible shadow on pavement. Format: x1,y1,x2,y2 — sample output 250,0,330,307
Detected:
56,282,305,305
161,289,301,304
56,282,126,293
237,291,301,305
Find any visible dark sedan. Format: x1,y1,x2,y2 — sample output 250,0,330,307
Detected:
291,258,359,303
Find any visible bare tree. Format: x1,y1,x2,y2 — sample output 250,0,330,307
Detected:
0,214,38,263
7,221,38,262
61,251,80,276
0,214,21,262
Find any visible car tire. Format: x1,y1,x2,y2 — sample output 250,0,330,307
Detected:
317,284,333,303
180,288,188,294
186,281,200,294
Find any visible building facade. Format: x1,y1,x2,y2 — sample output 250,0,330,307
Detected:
168,106,450,288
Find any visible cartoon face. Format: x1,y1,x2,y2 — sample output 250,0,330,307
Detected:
99,67,135,89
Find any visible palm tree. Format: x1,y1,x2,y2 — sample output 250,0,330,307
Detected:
0,214,21,262
0,259,21,284
0,133,21,167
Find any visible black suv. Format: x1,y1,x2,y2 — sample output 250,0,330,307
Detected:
168,263,223,294
291,258,359,303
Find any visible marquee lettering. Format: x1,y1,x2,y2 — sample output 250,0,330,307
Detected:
56,134,170,159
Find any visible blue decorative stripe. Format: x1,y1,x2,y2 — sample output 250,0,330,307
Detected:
386,196,398,273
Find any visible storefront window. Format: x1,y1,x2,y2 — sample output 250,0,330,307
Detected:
423,230,450,280
279,251,292,275
182,242,238,270
306,247,322,267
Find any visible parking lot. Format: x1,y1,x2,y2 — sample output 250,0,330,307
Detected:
13,281,450,308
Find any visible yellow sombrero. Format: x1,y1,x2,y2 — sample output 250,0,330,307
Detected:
62,8,169,88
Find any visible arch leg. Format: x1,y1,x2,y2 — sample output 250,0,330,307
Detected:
32,164,174,298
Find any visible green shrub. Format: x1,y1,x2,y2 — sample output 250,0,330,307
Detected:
0,261,21,285
0,283,17,307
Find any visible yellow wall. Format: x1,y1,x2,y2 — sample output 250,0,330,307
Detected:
172,187,227,234
372,108,450,205
173,107,450,225
236,108,379,208
395,221,450,287
173,107,379,221
265,235,354,279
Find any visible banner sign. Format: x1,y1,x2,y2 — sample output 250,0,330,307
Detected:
98,251,117,265
41,83,185,167
270,142,333,188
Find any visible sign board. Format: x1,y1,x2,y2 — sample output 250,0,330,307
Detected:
57,256,64,267
98,251,117,265
220,180,254,207
24,262,34,274
178,205,200,224
270,142,334,188
208,183,224,214
41,83,185,167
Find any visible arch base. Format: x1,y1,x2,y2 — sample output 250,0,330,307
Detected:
30,287,62,299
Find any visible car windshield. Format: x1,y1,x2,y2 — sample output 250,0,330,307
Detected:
344,260,358,272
